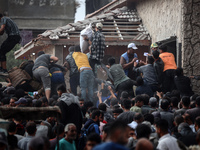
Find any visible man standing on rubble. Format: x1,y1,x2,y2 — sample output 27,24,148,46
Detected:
0,13,21,73
89,22,105,76
32,51,58,100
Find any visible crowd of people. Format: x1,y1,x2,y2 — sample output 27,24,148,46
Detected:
0,15,200,150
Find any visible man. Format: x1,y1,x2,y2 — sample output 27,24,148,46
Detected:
18,122,37,150
72,45,94,102
135,56,159,92
130,95,144,113
159,45,177,93
0,13,21,73
32,51,58,100
89,22,105,75
174,67,194,97
64,46,80,95
159,99,174,129
185,96,200,122
152,50,164,87
93,120,129,150
135,138,154,150
150,43,159,52
108,57,136,98
9,97,17,107
83,110,101,135
56,84,82,135
56,123,77,150
120,43,138,80
174,96,190,117
156,119,181,150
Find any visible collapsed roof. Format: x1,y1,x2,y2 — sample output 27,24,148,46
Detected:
15,6,150,59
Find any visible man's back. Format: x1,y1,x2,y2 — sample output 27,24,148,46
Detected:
136,64,158,85
154,57,164,84
32,54,51,70
1,16,19,36
159,52,177,72
109,64,129,88
157,134,181,150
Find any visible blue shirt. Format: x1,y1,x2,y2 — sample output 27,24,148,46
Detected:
93,142,129,150
121,52,137,76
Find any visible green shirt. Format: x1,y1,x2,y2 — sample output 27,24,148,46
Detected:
55,138,76,150
130,106,141,113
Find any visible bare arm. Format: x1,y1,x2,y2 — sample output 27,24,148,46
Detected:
120,56,137,70
50,56,58,63
0,24,5,35
108,86,117,99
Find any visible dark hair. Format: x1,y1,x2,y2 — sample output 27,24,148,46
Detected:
86,133,101,143
155,119,168,133
35,100,42,107
136,76,144,86
191,94,199,101
144,114,154,125
37,51,45,57
174,115,184,126
110,98,118,106
171,97,179,108
8,121,17,133
136,124,151,139
147,56,154,64
88,106,98,114
109,120,128,136
74,45,81,52
15,89,25,99
175,67,183,77
26,122,37,135
122,99,131,109
53,123,64,135
152,50,160,59
196,96,200,106
195,116,200,127
41,97,48,104
134,113,143,121
98,103,107,112
159,45,167,52
68,46,75,52
79,98,84,102
121,91,129,99
102,123,111,134
161,99,169,110
56,84,66,93
91,110,100,119
141,94,149,105
181,96,190,107
0,13,3,18
135,95,144,103
108,57,115,66
112,108,123,114
84,101,94,110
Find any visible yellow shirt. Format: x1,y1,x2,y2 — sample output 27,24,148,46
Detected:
159,52,177,72
72,52,91,71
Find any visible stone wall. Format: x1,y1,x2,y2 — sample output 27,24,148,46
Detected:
135,0,183,43
183,0,200,93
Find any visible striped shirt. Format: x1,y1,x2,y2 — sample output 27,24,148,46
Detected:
90,30,105,61
1,17,20,36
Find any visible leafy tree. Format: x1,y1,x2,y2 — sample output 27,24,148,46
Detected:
6,44,26,71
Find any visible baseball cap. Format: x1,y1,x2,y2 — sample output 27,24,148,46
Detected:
128,43,138,50
14,97,27,104
96,22,103,29
150,43,158,48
